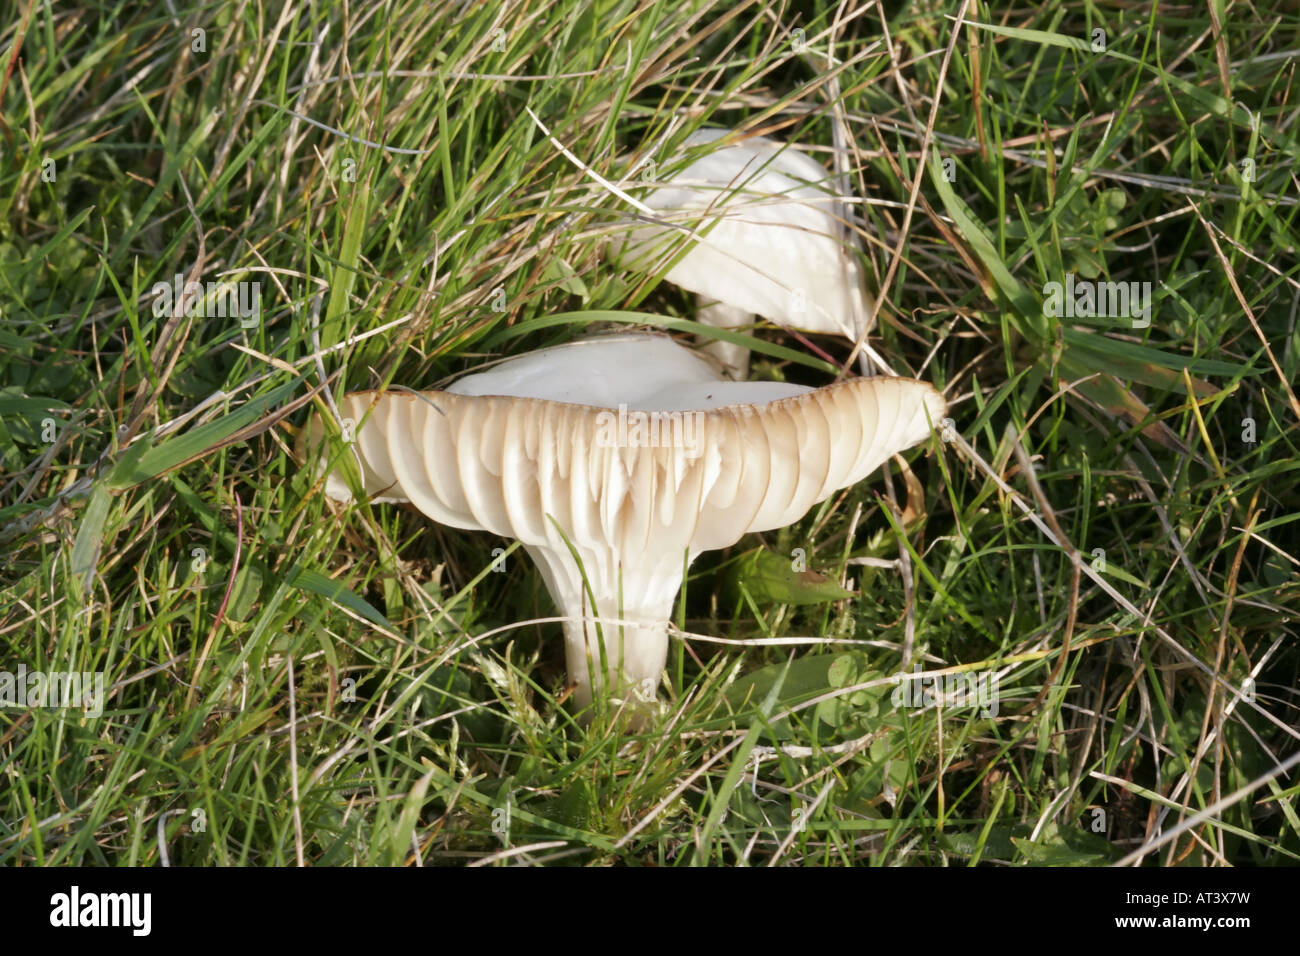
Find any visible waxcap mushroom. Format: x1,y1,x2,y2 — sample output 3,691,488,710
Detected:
308,333,943,715
610,128,873,379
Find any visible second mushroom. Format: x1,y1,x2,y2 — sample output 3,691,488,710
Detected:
610,128,874,380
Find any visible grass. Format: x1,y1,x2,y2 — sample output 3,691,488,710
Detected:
1,0,1297,866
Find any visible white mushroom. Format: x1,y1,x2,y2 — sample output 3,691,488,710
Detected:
611,129,873,379
308,334,943,717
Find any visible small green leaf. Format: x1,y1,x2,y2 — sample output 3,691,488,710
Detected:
725,654,837,738
728,546,854,606
0,393,73,416
226,562,265,622
1012,822,1119,865
541,258,589,300
1062,327,1259,379
827,654,860,688
286,565,395,632
107,380,300,489
69,483,111,599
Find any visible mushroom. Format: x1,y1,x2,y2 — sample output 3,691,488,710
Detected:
610,129,873,379
307,334,943,717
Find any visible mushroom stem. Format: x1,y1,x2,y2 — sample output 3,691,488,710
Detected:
695,300,754,381
561,615,669,713
526,544,685,712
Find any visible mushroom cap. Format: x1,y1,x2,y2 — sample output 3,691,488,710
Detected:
611,129,873,343
442,334,811,411
313,335,944,557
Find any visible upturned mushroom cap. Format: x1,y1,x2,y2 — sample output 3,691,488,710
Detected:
308,334,943,714
611,129,873,376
